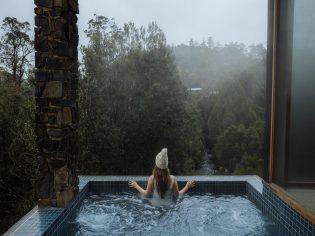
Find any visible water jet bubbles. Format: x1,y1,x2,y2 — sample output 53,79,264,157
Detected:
67,193,280,235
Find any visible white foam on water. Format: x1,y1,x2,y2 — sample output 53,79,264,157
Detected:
68,193,279,236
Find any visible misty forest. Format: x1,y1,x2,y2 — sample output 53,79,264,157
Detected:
0,15,266,232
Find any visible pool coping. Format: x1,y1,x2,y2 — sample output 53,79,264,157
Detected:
4,175,315,236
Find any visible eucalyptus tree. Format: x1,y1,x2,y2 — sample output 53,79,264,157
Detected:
0,17,33,86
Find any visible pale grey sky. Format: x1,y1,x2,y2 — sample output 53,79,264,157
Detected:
0,0,267,47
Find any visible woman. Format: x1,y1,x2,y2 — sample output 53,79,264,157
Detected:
128,148,195,200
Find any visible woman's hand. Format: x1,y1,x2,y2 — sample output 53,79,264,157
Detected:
128,181,138,189
176,180,195,196
128,178,153,197
186,181,195,189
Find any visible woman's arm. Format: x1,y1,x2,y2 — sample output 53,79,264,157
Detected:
129,176,154,197
173,177,195,196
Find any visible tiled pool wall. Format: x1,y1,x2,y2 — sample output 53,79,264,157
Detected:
5,176,315,236
42,184,89,236
247,183,315,236
88,180,247,195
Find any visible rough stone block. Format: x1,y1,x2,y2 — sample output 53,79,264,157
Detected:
52,42,73,57
37,174,51,198
66,12,77,22
48,115,56,124
42,107,57,113
73,46,78,59
56,107,72,125
35,71,48,82
53,44,73,57
38,198,52,208
50,198,57,207
42,138,65,152
63,107,72,124
53,0,64,7
49,58,66,70
69,0,79,13
54,165,68,191
35,0,53,8
42,26,51,36
35,54,44,68
35,16,48,26
36,82,47,97
47,128,64,138
35,37,49,52
49,158,67,170
37,155,45,169
52,20,67,40
36,97,49,107
56,188,74,207
55,99,76,108
34,7,43,15
74,24,78,34
34,27,41,36
43,81,63,98
37,57,66,70
71,33,79,46
50,8,63,16
51,70,66,81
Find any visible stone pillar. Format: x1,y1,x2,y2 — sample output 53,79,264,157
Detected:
34,0,79,207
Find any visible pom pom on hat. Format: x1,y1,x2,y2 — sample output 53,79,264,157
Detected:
155,148,168,169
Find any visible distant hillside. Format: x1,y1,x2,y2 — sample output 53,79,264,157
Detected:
172,39,266,90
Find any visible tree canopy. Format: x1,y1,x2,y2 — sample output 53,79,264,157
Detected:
79,15,203,175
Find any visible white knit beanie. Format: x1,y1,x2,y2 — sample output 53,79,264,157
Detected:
155,148,168,169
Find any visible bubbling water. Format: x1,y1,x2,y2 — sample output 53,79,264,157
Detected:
66,193,280,236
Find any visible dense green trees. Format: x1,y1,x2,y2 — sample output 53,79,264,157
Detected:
0,17,36,234
0,79,37,233
79,15,203,175
214,123,263,172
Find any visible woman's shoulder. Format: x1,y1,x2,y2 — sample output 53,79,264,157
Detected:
170,175,176,181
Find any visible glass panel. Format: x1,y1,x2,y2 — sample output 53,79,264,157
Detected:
287,0,315,182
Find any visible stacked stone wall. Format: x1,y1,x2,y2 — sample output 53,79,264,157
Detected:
34,0,79,207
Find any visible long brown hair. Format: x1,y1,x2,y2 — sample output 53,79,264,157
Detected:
153,166,170,198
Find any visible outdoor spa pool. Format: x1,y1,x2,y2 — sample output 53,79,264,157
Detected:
5,176,315,236
65,192,280,236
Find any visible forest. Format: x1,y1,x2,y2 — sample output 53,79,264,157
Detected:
0,16,266,233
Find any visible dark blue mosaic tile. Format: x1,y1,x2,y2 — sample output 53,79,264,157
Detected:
247,182,315,236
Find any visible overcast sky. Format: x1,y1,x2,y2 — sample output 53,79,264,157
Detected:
0,0,267,47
